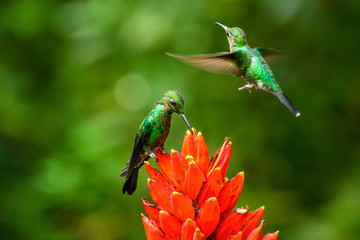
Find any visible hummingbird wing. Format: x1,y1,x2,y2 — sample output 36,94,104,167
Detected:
120,135,143,179
253,47,285,63
254,47,284,57
121,118,154,194
166,52,244,77
121,134,150,195
122,117,153,179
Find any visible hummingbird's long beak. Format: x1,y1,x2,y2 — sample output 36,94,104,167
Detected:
179,113,193,134
215,22,228,31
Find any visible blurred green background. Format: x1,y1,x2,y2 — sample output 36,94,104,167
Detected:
1,0,360,239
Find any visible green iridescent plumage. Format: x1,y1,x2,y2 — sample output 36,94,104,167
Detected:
120,90,192,195
167,22,300,117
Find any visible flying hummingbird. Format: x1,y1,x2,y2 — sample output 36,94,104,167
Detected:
120,90,193,195
167,22,300,117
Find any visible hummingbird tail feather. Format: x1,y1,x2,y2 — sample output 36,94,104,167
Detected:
119,136,142,179
122,167,139,195
119,161,129,178
273,92,300,117
120,135,144,195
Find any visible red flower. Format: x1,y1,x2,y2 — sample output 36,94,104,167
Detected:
141,130,279,240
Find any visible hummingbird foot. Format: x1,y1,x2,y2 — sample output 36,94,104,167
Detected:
237,84,253,93
161,148,167,154
149,152,159,162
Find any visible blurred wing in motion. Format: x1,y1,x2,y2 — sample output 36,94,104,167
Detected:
254,47,286,64
167,52,244,77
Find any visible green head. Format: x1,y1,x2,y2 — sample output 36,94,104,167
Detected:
161,90,185,114
216,22,247,50
160,90,193,133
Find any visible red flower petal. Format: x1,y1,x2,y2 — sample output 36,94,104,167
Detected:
241,207,265,239
209,147,221,171
261,231,279,240
145,161,174,191
159,210,182,240
147,179,173,214
226,232,243,240
142,198,160,226
195,197,220,238
171,191,195,222
193,228,205,240
181,218,199,240
181,130,195,157
171,150,187,190
142,214,167,240
197,167,223,206
209,139,232,178
155,147,177,186
211,208,249,240
246,220,264,240
141,214,152,240
194,132,210,176
184,160,205,200
218,172,245,219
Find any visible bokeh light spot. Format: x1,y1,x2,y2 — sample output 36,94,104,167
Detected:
114,73,151,111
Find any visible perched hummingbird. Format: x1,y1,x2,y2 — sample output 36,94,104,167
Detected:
167,22,300,117
120,90,193,195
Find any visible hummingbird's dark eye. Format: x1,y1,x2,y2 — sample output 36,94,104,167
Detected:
227,31,231,37
170,99,176,107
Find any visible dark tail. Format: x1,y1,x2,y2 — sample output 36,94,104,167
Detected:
122,167,139,195
120,135,143,195
273,92,300,117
